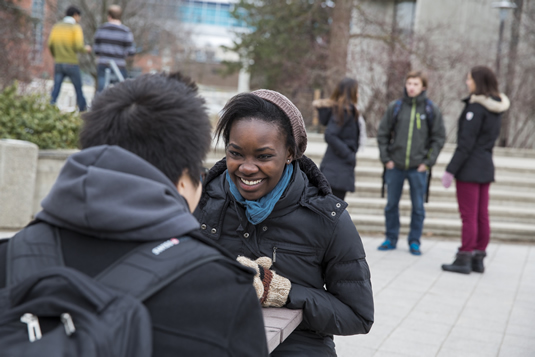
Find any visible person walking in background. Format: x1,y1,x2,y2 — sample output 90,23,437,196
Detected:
195,90,374,356
48,6,91,111
441,66,510,274
93,5,135,92
313,78,367,201
376,71,446,255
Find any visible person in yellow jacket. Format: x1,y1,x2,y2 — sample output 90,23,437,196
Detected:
48,6,91,111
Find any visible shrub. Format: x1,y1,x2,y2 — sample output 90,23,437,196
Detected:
0,83,81,149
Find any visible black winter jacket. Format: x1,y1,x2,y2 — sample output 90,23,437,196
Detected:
0,145,269,357
313,99,364,192
446,94,510,183
194,156,374,356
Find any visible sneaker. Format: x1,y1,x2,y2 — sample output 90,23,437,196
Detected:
378,240,396,251
409,243,421,256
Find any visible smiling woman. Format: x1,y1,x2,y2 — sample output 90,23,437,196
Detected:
227,119,291,200
194,90,374,357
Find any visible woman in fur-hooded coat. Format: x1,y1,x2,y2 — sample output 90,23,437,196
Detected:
441,66,510,275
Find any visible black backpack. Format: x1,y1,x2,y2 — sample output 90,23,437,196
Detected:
0,222,223,356
381,98,436,203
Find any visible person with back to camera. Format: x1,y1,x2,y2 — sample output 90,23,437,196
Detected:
441,66,510,274
93,5,136,92
376,71,446,256
0,73,269,356
194,90,374,357
312,78,367,201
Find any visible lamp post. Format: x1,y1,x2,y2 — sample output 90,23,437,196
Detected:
492,1,517,77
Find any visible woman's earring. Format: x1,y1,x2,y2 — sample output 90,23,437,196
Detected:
287,159,291,163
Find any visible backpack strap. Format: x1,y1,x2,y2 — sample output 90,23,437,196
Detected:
424,99,435,203
95,236,223,301
382,100,403,198
7,222,225,302
425,99,434,121
390,99,403,141
425,168,432,203
424,99,435,145
6,222,64,286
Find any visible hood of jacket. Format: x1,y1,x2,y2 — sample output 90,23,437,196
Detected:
468,93,510,113
36,145,199,241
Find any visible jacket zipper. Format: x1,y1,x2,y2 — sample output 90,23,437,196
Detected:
405,98,416,169
273,246,277,263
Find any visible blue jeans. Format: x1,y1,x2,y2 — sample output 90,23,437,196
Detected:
50,63,87,111
384,167,427,245
96,64,127,93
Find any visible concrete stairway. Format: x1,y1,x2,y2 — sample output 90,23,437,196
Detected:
206,133,535,242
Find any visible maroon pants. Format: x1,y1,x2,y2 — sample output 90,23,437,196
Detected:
456,180,491,252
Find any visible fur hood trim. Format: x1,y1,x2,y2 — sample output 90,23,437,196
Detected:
312,98,335,108
470,93,510,113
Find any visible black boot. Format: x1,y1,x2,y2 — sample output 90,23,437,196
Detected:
442,251,472,274
471,250,486,273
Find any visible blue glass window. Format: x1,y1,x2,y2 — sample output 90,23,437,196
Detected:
179,0,247,27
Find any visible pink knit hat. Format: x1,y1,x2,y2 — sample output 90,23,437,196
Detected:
251,89,307,159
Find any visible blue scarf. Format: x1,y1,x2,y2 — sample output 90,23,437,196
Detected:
226,163,294,225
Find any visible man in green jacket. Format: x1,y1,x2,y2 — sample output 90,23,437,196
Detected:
376,71,445,255
48,6,91,111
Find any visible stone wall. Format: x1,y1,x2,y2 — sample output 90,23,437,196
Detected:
0,140,38,229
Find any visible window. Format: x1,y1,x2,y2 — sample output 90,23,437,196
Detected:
395,0,416,36
31,0,45,63
179,1,246,27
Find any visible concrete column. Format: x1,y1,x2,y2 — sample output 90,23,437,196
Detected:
0,139,38,229
238,67,250,93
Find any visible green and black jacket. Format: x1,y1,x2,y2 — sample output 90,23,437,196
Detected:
377,90,446,170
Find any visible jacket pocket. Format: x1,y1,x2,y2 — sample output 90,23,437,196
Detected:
272,246,317,263
264,244,323,287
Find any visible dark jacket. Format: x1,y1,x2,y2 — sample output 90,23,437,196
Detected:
0,145,268,357
377,90,445,169
313,99,363,192
194,157,374,356
446,94,510,183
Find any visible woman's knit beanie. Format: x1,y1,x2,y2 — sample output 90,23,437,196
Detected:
251,89,307,159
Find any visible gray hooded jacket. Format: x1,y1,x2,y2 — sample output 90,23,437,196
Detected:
0,145,268,356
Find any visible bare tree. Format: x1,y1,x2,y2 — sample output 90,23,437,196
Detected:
0,0,34,90
500,0,525,147
348,3,501,141
325,0,353,94
506,0,535,148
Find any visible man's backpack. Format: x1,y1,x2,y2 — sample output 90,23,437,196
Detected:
381,98,436,203
0,222,223,356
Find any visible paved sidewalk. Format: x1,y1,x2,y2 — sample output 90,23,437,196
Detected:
335,236,535,357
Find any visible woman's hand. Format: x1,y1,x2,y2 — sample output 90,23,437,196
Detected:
237,256,291,307
385,161,394,169
442,171,454,188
